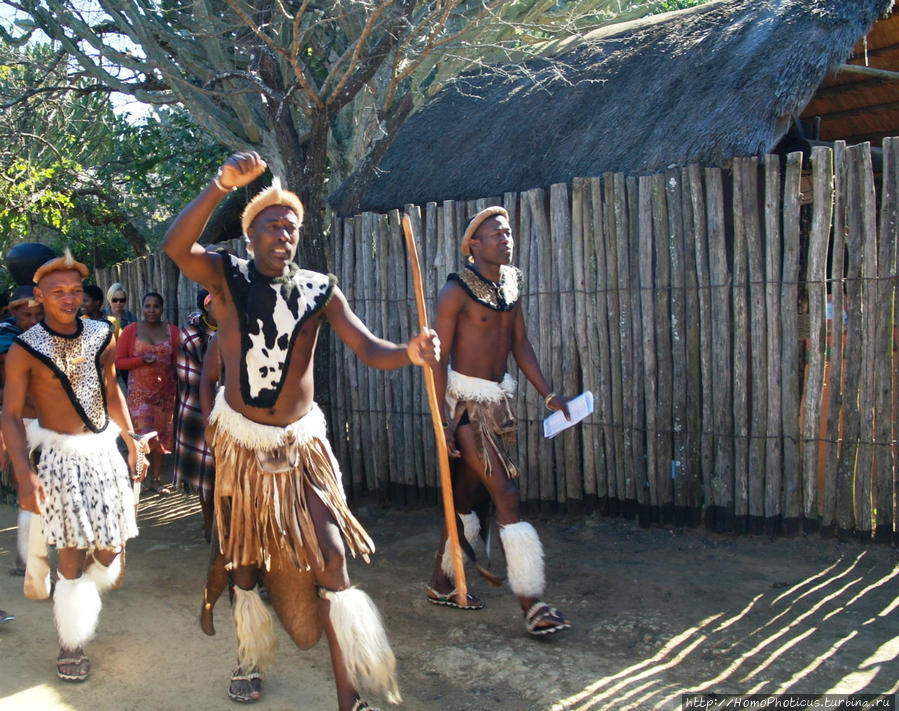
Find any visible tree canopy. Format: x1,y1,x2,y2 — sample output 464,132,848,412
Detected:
0,38,229,283
2,0,684,272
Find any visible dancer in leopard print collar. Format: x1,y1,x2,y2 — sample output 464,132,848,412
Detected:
0,249,146,683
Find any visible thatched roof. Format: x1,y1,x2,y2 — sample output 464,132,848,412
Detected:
352,0,894,213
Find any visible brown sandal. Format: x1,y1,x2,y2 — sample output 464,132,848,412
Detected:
56,653,90,682
525,602,571,636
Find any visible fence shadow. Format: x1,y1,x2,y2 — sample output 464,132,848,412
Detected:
552,552,899,710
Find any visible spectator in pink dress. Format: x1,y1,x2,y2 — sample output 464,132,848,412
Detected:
114,292,178,493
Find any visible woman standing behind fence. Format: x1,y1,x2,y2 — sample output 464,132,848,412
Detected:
105,283,137,337
115,292,178,493
174,290,217,539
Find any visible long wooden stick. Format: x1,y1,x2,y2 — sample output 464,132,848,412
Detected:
402,213,468,605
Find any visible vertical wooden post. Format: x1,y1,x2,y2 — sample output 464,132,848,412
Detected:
836,146,865,535
744,156,768,533
875,138,899,542
627,176,648,519
592,178,613,512
651,173,673,518
780,153,803,530
666,168,688,521
707,166,734,530
604,175,624,513
856,143,878,540
764,155,785,532
823,144,846,531
638,174,658,515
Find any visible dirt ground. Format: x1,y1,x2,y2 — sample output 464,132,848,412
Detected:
1,478,898,711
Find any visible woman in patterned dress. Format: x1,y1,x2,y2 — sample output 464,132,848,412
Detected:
115,292,178,492
174,290,217,538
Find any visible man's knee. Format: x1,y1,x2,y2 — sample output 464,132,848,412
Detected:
231,565,259,590
318,539,349,587
492,479,521,522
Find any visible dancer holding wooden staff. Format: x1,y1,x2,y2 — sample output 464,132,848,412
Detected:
424,206,573,636
402,214,469,606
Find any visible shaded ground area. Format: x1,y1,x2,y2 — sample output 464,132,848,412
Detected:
0,484,898,710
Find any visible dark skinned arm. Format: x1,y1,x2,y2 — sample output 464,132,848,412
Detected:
162,152,267,289
324,286,439,369
432,281,465,457
510,306,571,419
0,345,42,513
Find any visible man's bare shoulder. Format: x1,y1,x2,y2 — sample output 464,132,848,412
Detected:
437,278,468,305
5,342,32,369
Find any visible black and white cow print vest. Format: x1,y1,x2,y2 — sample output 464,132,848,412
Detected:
15,319,112,432
219,250,336,408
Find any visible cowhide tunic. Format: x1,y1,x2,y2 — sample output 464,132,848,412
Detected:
219,251,336,408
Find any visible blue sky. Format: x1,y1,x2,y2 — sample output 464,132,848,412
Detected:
1,3,153,121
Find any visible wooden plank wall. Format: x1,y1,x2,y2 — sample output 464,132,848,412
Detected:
330,142,899,540
95,142,899,541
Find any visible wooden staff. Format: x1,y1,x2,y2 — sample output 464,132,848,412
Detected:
402,214,469,606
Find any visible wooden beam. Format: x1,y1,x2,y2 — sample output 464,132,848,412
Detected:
837,63,899,82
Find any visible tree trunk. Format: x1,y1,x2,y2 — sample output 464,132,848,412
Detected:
287,115,332,409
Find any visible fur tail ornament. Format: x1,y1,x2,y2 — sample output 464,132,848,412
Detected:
233,586,278,672
321,587,401,705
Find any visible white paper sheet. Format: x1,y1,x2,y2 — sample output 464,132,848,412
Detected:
543,390,594,439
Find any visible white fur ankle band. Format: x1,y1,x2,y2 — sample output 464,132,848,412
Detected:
500,521,545,598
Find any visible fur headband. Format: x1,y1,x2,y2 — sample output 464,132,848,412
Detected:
461,206,509,257
241,178,304,237
32,248,88,284
9,284,38,309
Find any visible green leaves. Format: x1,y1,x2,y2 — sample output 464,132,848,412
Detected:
0,38,228,269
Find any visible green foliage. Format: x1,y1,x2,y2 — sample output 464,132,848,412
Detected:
648,0,711,15
0,39,228,273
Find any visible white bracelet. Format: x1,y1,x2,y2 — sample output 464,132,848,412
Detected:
212,172,236,193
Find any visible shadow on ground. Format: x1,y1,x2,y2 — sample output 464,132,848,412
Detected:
0,487,897,710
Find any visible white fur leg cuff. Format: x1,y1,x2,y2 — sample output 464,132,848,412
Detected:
441,512,481,579
54,575,101,649
85,553,122,593
233,586,277,672
24,517,50,601
500,521,545,598
324,587,401,704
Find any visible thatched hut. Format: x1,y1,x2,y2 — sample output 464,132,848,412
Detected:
350,0,895,213
320,0,899,540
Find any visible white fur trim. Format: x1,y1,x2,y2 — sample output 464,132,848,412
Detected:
441,512,480,579
445,369,515,415
233,586,278,672
326,588,401,704
54,575,101,648
447,369,516,403
210,389,326,451
26,419,120,458
85,553,122,593
500,521,545,598
16,509,30,564
24,516,50,600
